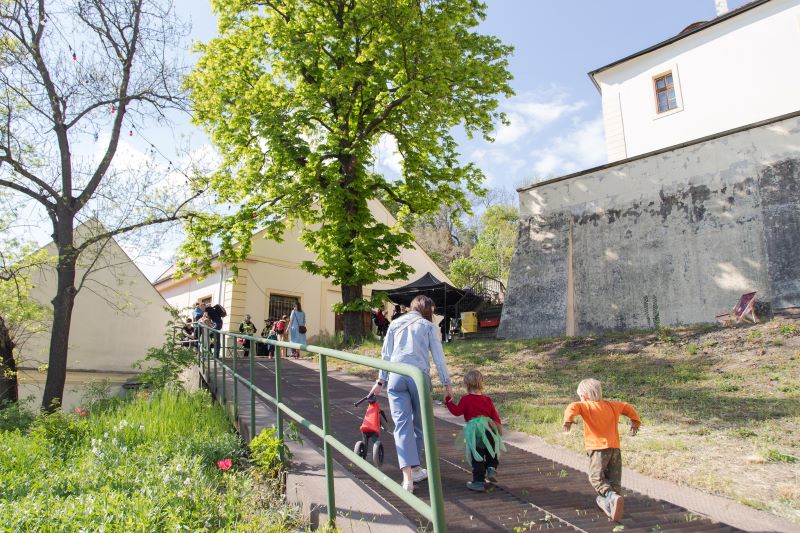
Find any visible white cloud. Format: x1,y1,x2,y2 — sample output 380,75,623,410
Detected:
529,117,606,179
491,91,588,146
373,134,403,176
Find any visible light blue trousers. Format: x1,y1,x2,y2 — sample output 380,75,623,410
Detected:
387,373,425,470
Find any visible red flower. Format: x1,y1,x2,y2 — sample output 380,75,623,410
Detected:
75,407,88,416
216,458,232,471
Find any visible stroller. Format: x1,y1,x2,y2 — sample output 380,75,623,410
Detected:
353,394,389,467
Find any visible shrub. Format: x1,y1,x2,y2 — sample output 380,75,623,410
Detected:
0,399,35,432
250,426,292,478
134,307,197,390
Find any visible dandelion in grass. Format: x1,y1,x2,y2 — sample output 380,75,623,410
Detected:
216,458,233,471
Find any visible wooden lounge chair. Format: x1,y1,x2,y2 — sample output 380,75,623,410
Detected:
716,291,758,326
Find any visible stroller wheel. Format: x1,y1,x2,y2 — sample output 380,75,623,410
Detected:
372,440,384,467
354,440,366,459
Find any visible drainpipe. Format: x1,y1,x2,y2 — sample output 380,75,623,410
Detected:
218,264,226,327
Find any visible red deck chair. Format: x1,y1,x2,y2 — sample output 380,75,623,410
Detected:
716,292,758,326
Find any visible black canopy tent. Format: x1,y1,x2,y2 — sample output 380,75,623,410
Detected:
378,273,484,318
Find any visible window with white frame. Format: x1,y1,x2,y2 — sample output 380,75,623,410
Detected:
654,72,678,113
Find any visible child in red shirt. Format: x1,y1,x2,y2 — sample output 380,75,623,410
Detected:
563,378,640,522
445,369,503,492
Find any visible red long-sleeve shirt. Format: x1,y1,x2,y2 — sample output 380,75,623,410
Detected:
445,393,502,428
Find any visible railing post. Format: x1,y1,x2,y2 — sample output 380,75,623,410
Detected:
274,338,284,460
232,335,239,424
213,333,218,397
249,338,256,444
417,371,447,533
318,353,336,529
221,333,227,408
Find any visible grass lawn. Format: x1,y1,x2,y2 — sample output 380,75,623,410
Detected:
0,390,304,531
325,317,800,524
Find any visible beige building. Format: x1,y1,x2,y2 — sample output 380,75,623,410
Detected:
19,222,173,408
155,200,451,338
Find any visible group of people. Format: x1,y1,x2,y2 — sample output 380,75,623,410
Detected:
187,301,308,358
368,294,640,522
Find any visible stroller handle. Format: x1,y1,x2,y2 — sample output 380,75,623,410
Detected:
353,394,375,407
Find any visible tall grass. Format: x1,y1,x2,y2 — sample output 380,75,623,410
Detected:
0,390,302,531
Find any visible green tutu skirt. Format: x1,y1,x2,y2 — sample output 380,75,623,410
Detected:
455,416,505,463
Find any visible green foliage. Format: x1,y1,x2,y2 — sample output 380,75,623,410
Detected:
0,390,302,530
331,291,388,314
133,307,196,390
448,204,519,287
778,324,798,335
686,343,698,356
180,0,513,315
762,448,798,464
0,399,34,432
249,427,292,478
747,330,763,341
28,407,90,457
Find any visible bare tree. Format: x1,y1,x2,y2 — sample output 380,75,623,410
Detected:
0,0,201,410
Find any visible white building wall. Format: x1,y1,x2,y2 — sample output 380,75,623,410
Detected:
596,0,800,161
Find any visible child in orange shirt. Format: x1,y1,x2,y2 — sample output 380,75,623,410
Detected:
563,378,640,522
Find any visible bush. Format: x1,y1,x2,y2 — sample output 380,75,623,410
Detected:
0,399,35,432
134,307,197,390
250,426,292,478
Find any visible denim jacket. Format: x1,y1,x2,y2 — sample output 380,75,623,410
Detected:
378,311,451,385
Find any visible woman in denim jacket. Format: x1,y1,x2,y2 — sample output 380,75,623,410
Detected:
369,295,453,493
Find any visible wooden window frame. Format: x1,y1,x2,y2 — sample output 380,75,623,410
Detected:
654,72,678,114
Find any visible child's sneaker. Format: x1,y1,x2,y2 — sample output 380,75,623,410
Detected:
401,479,414,493
606,491,624,521
486,466,498,483
466,481,485,492
596,495,611,517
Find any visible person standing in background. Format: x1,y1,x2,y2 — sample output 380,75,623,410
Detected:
288,302,307,358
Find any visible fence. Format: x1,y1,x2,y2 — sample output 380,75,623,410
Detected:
196,324,447,532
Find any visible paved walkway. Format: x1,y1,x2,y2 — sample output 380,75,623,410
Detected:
209,356,797,532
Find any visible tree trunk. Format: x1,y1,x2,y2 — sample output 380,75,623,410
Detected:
0,314,18,405
41,232,78,412
341,284,364,342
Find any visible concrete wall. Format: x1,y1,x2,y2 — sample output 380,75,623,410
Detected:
499,112,800,339
595,0,800,161
23,223,172,372
156,200,452,339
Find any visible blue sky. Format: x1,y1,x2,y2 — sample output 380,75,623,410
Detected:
111,1,755,278
171,0,752,191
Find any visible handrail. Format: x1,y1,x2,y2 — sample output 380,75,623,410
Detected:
196,324,446,532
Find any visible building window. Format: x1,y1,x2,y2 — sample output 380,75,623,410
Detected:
199,296,212,306
654,72,678,113
269,294,299,320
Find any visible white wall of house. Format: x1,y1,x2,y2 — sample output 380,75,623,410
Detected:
594,0,800,161
24,224,172,373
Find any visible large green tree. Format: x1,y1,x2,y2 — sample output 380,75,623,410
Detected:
183,0,513,339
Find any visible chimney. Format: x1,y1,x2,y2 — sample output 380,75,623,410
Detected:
715,0,730,16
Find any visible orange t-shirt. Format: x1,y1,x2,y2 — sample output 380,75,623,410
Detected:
563,400,641,450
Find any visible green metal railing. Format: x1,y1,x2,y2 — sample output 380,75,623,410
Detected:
196,324,447,532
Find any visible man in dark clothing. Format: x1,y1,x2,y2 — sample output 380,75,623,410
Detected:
205,304,224,357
